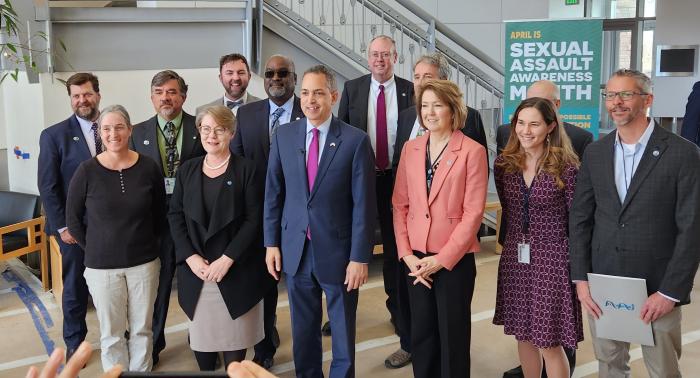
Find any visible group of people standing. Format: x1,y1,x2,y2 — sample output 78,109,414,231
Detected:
37,32,700,378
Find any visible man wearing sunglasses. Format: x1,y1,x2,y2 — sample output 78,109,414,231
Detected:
230,54,304,369
570,69,700,377
336,35,415,358
198,53,260,116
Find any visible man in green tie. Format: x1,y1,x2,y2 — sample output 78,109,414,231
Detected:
129,70,205,366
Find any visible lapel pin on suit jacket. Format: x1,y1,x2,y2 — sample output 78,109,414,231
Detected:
652,149,660,157
226,181,233,186
401,92,406,97
143,140,150,145
330,142,337,147
295,117,301,121
73,136,80,141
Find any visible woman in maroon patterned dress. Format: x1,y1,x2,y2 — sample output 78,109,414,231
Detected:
493,97,583,378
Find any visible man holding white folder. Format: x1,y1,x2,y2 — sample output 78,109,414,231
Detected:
570,69,700,377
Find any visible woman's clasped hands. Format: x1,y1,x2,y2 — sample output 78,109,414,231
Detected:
186,253,234,283
403,254,444,289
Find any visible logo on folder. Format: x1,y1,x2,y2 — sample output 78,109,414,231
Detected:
604,300,635,311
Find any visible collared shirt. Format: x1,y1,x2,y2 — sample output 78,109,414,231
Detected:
305,115,332,164
367,75,399,169
224,92,250,116
156,112,184,174
613,119,678,303
409,117,426,140
614,118,654,203
269,96,295,134
76,115,100,157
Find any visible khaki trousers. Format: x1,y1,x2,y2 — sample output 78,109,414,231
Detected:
84,259,160,372
588,307,682,378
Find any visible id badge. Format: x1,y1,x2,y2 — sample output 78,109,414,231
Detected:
164,177,176,195
517,243,531,264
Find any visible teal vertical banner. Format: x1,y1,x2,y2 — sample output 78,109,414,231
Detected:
504,19,603,139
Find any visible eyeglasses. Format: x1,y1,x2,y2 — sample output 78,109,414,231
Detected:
198,126,227,136
601,90,649,101
369,51,393,60
264,69,291,79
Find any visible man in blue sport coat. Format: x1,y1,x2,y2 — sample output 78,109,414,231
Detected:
264,65,377,378
38,72,102,363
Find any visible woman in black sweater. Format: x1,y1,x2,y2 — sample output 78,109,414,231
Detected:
66,104,165,372
168,105,273,370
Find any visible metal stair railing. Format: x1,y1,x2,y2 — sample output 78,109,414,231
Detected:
263,0,504,151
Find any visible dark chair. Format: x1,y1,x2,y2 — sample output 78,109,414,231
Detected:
0,191,48,290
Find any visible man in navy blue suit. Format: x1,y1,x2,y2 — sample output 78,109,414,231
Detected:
231,54,305,369
681,81,700,147
264,65,377,378
38,73,102,363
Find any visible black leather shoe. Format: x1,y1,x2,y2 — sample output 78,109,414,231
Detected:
253,356,274,369
65,348,87,369
321,321,331,336
152,354,159,368
214,354,222,370
503,365,524,378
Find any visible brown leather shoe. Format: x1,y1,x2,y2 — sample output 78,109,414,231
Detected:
384,348,411,369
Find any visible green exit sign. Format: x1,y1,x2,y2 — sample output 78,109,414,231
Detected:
565,0,579,4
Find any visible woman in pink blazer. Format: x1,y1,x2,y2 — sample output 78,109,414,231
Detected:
392,79,488,378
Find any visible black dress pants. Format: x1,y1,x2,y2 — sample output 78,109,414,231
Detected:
407,252,476,378
376,173,411,351
152,226,175,358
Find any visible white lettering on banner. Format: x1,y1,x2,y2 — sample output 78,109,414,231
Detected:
510,41,595,57
510,57,594,72
510,85,527,101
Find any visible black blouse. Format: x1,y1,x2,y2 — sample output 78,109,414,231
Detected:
66,154,166,269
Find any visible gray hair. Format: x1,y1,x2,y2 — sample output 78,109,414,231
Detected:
98,104,132,128
151,70,188,95
368,34,397,54
610,69,653,94
413,53,451,80
303,65,337,92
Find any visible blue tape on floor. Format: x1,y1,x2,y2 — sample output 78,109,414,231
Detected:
2,270,55,356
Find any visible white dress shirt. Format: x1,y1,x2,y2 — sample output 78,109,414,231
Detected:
76,115,99,157
367,75,399,169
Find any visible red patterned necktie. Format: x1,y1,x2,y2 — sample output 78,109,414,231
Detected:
375,84,389,170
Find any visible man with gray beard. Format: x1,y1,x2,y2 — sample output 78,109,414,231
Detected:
230,55,304,369
130,70,205,366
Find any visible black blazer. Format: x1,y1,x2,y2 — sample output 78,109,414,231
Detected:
392,105,489,172
681,81,700,146
570,124,700,304
168,155,274,320
495,121,593,245
496,121,593,158
129,111,205,177
338,74,414,132
230,96,305,178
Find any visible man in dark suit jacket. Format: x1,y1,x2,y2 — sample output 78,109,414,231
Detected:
496,80,592,378
230,55,304,368
38,73,102,363
387,53,488,369
129,70,205,365
571,69,700,377
680,81,700,147
337,36,414,359
196,53,261,116
264,65,376,378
